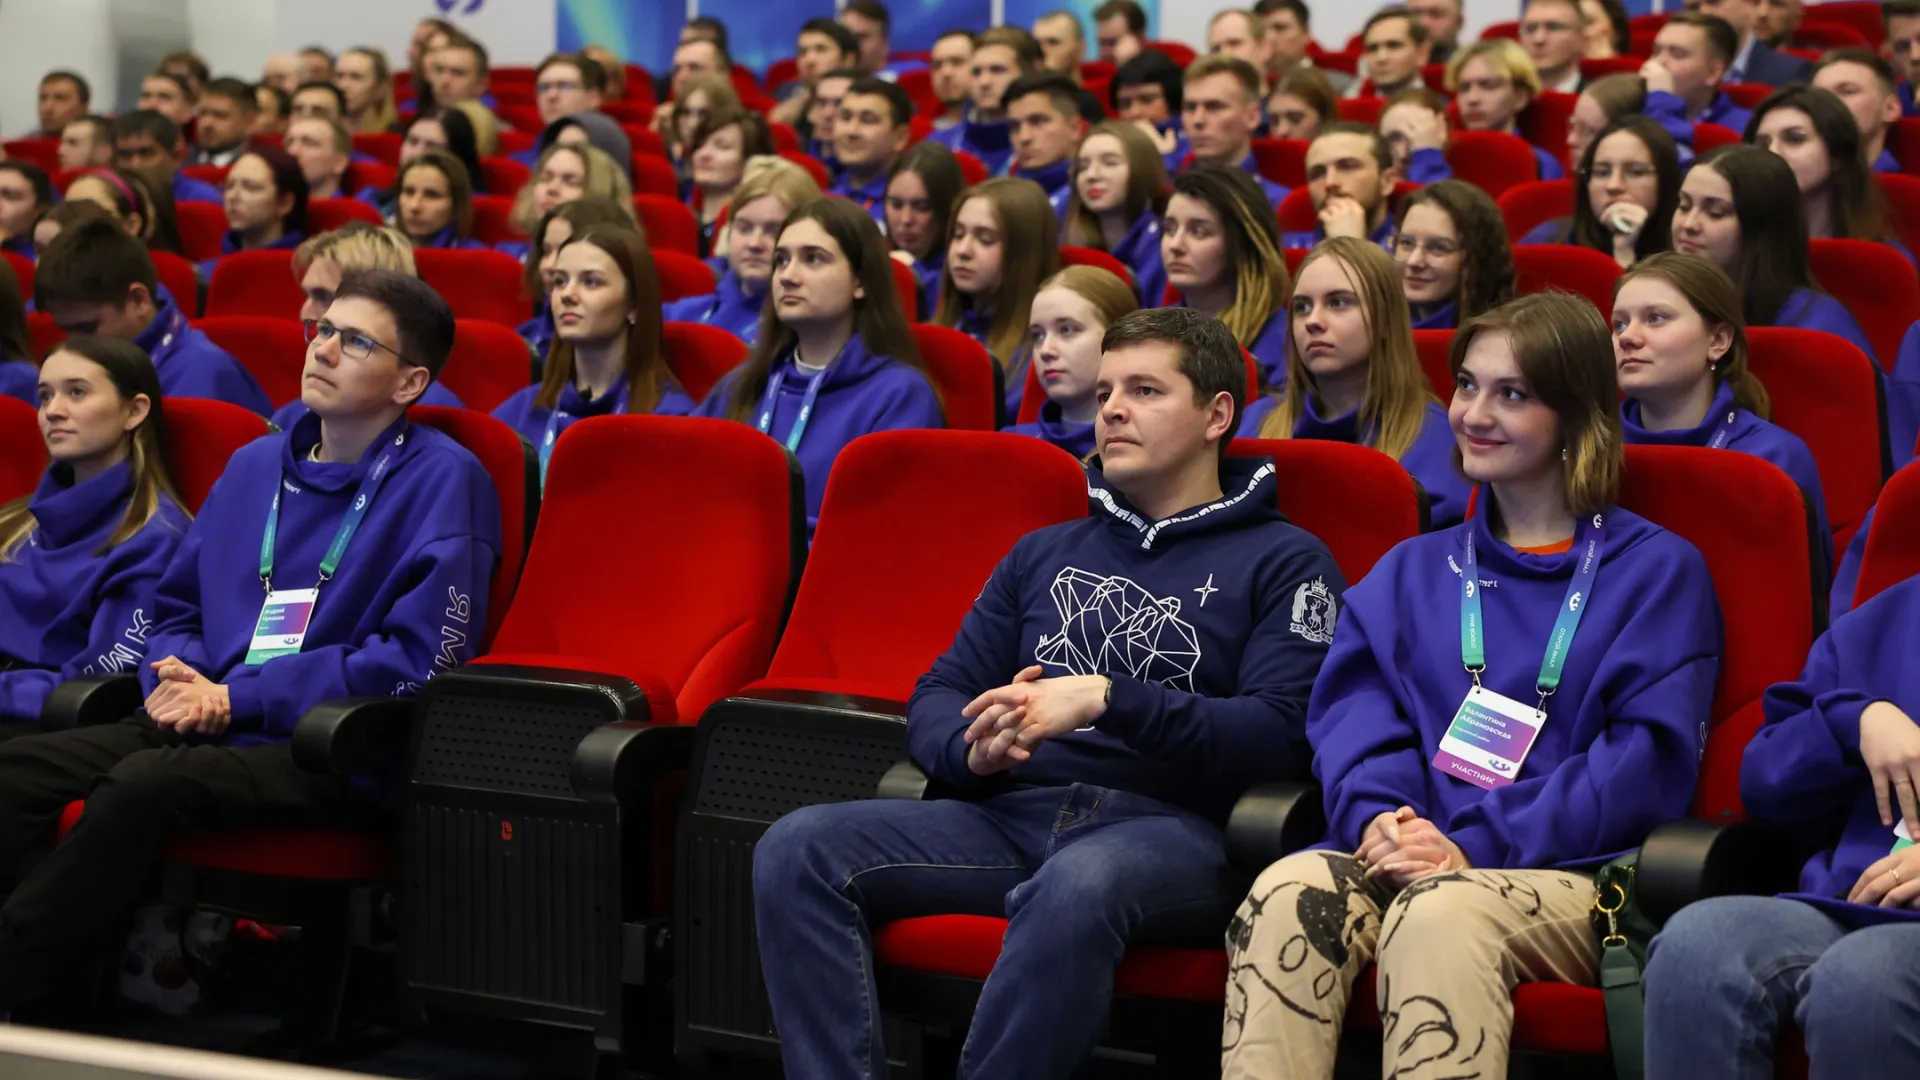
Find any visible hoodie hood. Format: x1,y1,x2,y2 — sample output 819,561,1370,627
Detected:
1083,454,1283,552
540,112,633,179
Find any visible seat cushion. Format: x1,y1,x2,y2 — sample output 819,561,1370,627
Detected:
1344,965,1610,1056
874,915,1229,1002
56,800,391,880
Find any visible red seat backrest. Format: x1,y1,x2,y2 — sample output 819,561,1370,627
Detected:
623,123,668,159
664,321,749,404
175,202,229,262
0,396,46,504
25,313,63,359
1497,179,1574,244
1747,327,1887,555
495,103,543,136
1512,244,1623,317
1808,238,1920,369
408,405,535,647
1876,172,1920,266
1854,463,1920,606
1518,91,1576,172
765,59,800,93
414,248,532,325
181,164,230,188
478,155,531,195
890,258,921,318
632,195,700,256
1059,246,1134,288
1616,445,1817,820
352,132,402,165
1722,83,1773,109
1227,439,1425,584
192,316,307,409
1443,130,1542,200
2,251,32,301
653,248,718,303
769,122,801,153
1800,1,1884,48
1334,98,1385,127
489,416,802,722
760,430,1088,698
1579,56,1643,79
345,161,396,196
204,250,303,317
899,69,942,118
909,324,999,432
470,195,520,244
631,155,682,199
160,398,273,513
152,251,201,318
497,130,536,155
445,318,537,415
954,152,988,187
2,139,59,172
1481,19,1521,39
1692,122,1743,155
777,150,831,188
306,198,382,234
1250,138,1309,189
1411,328,1456,403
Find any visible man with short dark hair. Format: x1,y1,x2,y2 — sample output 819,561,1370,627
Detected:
1883,0,1920,115
753,304,1343,1080
158,50,210,96
290,81,346,124
1034,10,1088,77
841,0,924,80
34,71,89,140
1756,0,1801,46
113,110,222,206
1112,50,1191,170
1184,55,1289,207
189,77,259,167
832,78,915,221
1699,0,1812,83
137,72,196,127
1352,7,1431,97
0,267,501,1018
57,115,114,170
36,218,269,414
1521,0,1589,93
1006,72,1087,212
1283,122,1401,248
1815,49,1902,172
1094,0,1149,65
774,18,861,129
805,68,860,173
535,52,605,128
930,27,1045,175
682,15,730,50
286,117,352,200
1253,0,1353,91
428,37,494,109
929,29,976,130
1643,13,1753,141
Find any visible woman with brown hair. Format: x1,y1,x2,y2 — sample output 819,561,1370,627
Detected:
697,199,942,537
393,151,483,250
334,46,399,135
1162,165,1291,384
0,337,190,727
1393,179,1517,330
935,177,1061,415
1004,266,1138,457
491,225,692,486
1062,121,1170,307
1223,291,1722,1080
665,159,822,344
0,256,33,405
686,108,776,257
1250,236,1472,525
1268,65,1338,141
513,196,639,371
883,142,965,319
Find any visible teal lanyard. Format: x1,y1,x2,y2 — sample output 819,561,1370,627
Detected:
1460,513,1604,710
756,361,830,453
260,427,406,591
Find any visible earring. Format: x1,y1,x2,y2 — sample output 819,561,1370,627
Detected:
1561,447,1569,461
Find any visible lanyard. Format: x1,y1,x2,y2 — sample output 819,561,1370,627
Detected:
260,427,406,591
1460,514,1603,710
1704,407,1740,449
148,307,187,365
538,382,628,488
756,363,829,453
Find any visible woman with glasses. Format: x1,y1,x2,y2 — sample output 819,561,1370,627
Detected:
1523,115,1679,270
1392,180,1517,331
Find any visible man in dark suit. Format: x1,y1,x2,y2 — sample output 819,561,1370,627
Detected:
1700,0,1811,84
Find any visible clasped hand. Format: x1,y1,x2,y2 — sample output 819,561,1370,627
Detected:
960,665,1109,776
1356,806,1471,891
144,656,232,735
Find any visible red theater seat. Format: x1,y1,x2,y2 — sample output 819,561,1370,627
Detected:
443,318,538,415
1693,122,1744,154
769,122,801,153
1746,327,1888,556
1512,243,1623,317
204,250,303,317
157,398,274,515
891,258,921,318
1412,328,1456,402
1334,97,1385,126
654,248,718,303
2,139,58,172
1854,459,1920,605
633,152,681,198
414,248,532,325
1250,138,1309,189
778,150,832,188
469,194,519,245
1809,238,1920,369
1876,172,1920,264
175,202,229,261
1444,129,1542,199
954,152,989,187
25,313,63,359
911,324,1003,432
1,251,31,299
193,315,307,409
305,198,382,233
664,321,749,404
633,194,700,255
0,396,47,503
181,164,229,188
351,132,401,165
477,155,531,194
1058,245,1135,289
152,251,201,318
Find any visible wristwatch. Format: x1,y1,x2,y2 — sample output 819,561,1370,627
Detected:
1102,676,1113,706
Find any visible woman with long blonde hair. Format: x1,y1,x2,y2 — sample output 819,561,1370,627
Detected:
1251,237,1471,525
1163,165,1290,384
934,177,1061,416
1004,266,1139,457
335,47,399,135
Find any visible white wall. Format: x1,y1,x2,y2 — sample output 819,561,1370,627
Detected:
0,0,192,139
1160,0,1525,58
275,0,555,71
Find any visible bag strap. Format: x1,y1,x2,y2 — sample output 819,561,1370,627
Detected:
1601,940,1645,1080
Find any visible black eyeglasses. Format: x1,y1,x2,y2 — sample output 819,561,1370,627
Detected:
304,319,405,362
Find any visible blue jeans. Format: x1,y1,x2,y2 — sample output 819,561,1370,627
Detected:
751,783,1243,1080
1643,895,1920,1079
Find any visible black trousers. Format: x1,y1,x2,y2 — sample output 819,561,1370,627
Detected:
0,716,372,1010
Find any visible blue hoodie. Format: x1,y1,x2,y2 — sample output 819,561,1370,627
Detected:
1885,320,1920,471
1111,213,1169,309
1175,303,1286,386
1746,574,1920,925
1646,89,1753,151
927,112,1014,176
136,295,272,417
1773,288,1876,364
1831,503,1873,618
2,235,34,261
517,307,554,376
1281,216,1396,253
269,381,465,432
695,334,943,534
1155,119,1192,176
829,171,890,227
1237,396,1469,527
412,226,488,251
172,172,223,206
907,456,1346,823
1412,301,1459,331
1016,158,1073,217
0,463,190,721
1621,382,1832,577
492,374,698,450
0,359,35,405
908,254,943,321
1004,400,1096,458
1308,500,1721,868
661,268,768,345
139,412,502,749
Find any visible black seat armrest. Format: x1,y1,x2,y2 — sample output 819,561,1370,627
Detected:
1637,817,1807,923
291,697,417,776
572,712,708,806
1226,782,1325,876
40,676,142,730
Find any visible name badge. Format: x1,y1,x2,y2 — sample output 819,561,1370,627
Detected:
1431,685,1545,791
1896,820,1914,855
244,588,318,665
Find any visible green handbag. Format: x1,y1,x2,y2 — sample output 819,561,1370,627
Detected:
1592,852,1659,1080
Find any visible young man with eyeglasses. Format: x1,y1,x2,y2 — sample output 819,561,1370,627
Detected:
0,268,500,1019
36,218,270,416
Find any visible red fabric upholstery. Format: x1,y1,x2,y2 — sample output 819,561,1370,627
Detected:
470,195,519,245
1228,439,1425,584
777,150,832,188
1444,130,1542,200
1518,92,1576,172
444,318,538,415
0,396,46,504
876,915,1228,1001
478,155,531,196
497,130,535,155
1059,246,1135,289
1512,244,1623,317
1692,122,1744,154
152,251,201,319
664,321,749,404
495,104,543,135
25,313,63,360
181,164,229,188
633,194,700,255
204,250,303,317
1250,138,1309,189
899,70,943,118
160,399,272,514
1853,456,1920,607
910,324,1000,432
342,162,396,195
1890,118,1920,176
1334,97,1385,126
954,152,988,187
759,431,1087,698
1876,173,1920,266
1345,972,1614,1054
654,248,719,303
488,416,800,724
176,202,229,261
765,59,800,95
408,405,532,647
1578,56,1643,80
2,138,59,172
1801,1,1884,47
414,248,532,325
351,132,402,165
1809,238,1920,369
193,316,307,408
1746,328,1884,555
769,122,801,154
632,154,681,199
890,259,921,318
1412,328,1456,402
622,124,668,159
1722,83,1774,109
1,251,31,302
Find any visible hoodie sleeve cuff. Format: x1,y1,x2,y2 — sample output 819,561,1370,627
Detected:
1095,676,1154,741
222,670,265,732
1825,695,1875,759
